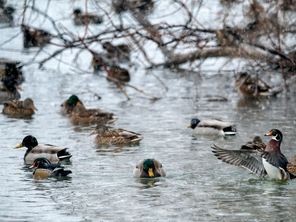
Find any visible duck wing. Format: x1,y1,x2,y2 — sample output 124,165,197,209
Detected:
212,144,267,177
199,119,233,130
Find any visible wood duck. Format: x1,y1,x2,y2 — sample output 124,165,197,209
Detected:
22,25,51,48
133,159,166,178
30,158,72,180
73,8,103,26
106,65,130,82
15,135,72,165
212,129,296,180
188,118,237,136
92,125,142,146
2,98,37,118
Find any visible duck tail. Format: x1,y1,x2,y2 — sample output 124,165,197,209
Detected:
52,168,72,177
223,125,237,135
57,148,72,161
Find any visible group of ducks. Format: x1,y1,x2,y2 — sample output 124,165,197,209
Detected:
9,94,165,180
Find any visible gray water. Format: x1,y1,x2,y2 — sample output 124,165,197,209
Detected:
1,1,296,222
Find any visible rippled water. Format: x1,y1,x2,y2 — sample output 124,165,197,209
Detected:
1,1,296,222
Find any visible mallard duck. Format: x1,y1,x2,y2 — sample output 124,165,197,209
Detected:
30,158,72,179
235,72,282,98
21,24,51,48
73,8,103,26
102,42,130,62
15,135,72,165
0,5,14,25
2,98,37,118
212,129,296,180
61,95,116,125
188,118,237,136
133,159,166,178
0,77,20,103
0,58,24,85
106,65,130,82
60,94,85,115
93,125,143,145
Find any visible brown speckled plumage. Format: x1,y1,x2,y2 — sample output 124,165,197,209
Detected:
2,98,36,118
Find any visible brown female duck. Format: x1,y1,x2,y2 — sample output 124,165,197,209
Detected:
92,125,142,146
73,8,103,26
235,72,282,98
2,98,37,118
22,24,51,48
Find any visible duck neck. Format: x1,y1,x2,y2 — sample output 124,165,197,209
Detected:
266,139,281,152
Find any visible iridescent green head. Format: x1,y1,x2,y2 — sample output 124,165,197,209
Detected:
66,95,80,106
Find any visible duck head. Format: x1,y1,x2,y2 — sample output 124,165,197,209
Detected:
23,98,38,111
15,135,38,150
30,157,51,169
265,129,283,143
66,95,81,107
73,8,82,15
142,159,158,178
188,118,200,129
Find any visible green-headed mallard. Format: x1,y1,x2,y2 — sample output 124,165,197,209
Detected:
61,95,116,125
21,24,51,48
235,72,282,98
15,135,72,165
0,77,20,103
2,98,37,118
133,159,166,178
0,5,14,25
188,118,237,136
93,125,143,145
30,157,72,180
73,8,103,26
212,129,296,180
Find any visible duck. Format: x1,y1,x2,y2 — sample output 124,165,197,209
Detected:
240,135,266,151
73,8,103,26
15,135,72,165
2,98,37,118
112,0,154,15
21,24,51,48
92,125,143,146
0,5,14,25
61,95,116,125
212,129,296,181
30,158,72,180
0,58,24,85
0,77,21,103
102,42,130,62
106,65,130,82
235,72,282,98
91,53,106,72
133,159,166,178
188,118,237,136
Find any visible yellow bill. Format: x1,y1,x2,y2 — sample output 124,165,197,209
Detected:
15,143,23,149
148,168,154,177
